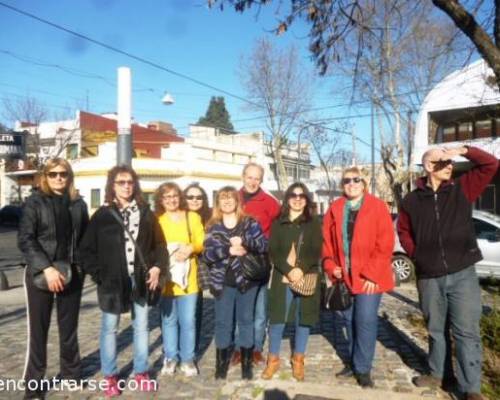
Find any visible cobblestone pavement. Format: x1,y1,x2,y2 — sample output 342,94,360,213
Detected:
0,282,456,400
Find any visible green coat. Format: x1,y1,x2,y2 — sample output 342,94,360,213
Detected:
268,214,322,326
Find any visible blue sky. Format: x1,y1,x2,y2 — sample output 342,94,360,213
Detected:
0,0,375,158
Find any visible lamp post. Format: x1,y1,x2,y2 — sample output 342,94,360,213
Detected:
117,67,132,166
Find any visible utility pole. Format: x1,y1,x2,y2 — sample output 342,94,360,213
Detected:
351,125,357,166
371,102,376,194
117,67,132,166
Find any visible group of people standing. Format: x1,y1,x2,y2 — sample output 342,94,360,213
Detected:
18,145,498,400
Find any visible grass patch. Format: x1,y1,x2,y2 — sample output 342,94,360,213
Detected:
481,295,500,400
252,385,264,398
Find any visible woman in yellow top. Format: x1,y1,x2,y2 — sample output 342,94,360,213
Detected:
155,182,204,377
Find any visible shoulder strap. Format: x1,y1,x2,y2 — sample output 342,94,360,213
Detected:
109,207,148,267
295,227,305,265
185,211,192,243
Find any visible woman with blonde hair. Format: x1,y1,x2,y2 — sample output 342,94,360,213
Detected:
18,158,89,399
155,182,205,377
202,186,268,380
322,166,395,388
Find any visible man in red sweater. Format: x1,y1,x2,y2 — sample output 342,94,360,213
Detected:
398,146,498,400
231,162,280,366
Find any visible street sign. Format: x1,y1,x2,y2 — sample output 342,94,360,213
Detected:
0,132,24,158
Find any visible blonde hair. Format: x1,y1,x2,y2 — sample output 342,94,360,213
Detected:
39,158,78,200
341,166,369,194
206,186,246,229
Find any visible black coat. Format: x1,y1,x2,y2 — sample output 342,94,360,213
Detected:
18,190,89,276
79,204,168,314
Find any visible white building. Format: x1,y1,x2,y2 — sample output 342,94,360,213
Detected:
414,59,500,214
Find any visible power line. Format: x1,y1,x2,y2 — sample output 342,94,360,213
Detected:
0,1,262,108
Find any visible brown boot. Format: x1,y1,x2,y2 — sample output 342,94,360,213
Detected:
261,354,280,380
291,353,305,381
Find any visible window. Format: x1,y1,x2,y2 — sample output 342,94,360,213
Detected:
143,192,155,209
442,125,456,142
66,143,78,160
90,189,100,209
475,119,492,138
473,219,500,242
457,122,473,141
475,185,496,213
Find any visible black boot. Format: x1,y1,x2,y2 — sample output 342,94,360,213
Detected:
215,347,231,380
241,346,253,380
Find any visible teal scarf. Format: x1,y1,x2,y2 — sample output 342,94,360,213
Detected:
342,197,364,272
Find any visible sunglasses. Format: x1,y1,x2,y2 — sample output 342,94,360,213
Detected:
186,195,203,201
342,177,362,185
430,159,454,168
162,194,179,200
114,180,134,187
290,193,307,200
47,171,69,179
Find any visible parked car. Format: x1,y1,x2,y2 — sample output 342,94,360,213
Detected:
392,210,500,282
0,205,22,226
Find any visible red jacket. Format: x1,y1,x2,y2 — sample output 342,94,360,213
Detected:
322,193,395,294
239,188,280,238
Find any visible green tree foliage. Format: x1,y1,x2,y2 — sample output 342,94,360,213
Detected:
197,96,234,132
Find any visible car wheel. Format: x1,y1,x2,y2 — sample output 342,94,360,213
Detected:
392,254,415,282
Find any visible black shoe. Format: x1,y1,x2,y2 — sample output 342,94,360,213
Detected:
336,366,354,378
355,373,374,388
241,346,254,380
215,347,232,380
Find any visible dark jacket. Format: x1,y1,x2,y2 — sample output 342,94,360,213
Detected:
398,147,499,279
268,214,322,326
202,216,268,298
79,204,168,314
18,190,89,276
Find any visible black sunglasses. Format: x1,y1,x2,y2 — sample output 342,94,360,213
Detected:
114,180,134,186
47,171,69,179
290,193,307,200
186,195,203,201
430,159,454,168
342,177,362,185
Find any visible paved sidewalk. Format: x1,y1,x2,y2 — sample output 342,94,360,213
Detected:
0,282,449,399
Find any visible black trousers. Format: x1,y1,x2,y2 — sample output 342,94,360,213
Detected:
23,266,83,395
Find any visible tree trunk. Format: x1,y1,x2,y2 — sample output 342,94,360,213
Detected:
432,0,500,90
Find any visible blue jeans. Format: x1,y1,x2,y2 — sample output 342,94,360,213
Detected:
336,293,382,374
268,286,310,355
160,293,197,363
417,266,482,393
100,301,149,376
253,284,268,351
214,285,258,349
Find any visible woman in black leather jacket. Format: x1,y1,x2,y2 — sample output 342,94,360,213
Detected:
18,157,89,400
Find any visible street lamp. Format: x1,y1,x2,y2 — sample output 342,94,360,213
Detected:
162,92,175,105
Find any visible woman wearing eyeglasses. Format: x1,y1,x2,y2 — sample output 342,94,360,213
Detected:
18,158,89,400
202,186,267,380
322,167,395,388
155,182,205,377
183,183,211,357
262,182,322,381
79,165,168,396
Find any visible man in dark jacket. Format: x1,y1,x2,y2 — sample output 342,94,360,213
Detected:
398,146,498,400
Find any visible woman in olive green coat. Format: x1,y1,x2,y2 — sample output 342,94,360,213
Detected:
262,182,322,381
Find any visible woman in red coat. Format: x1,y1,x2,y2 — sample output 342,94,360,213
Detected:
322,166,395,388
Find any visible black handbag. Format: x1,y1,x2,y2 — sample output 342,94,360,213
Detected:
33,260,72,291
323,280,352,311
239,253,270,282
109,208,162,306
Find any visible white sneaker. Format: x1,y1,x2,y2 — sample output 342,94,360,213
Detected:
179,362,198,377
161,358,177,376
